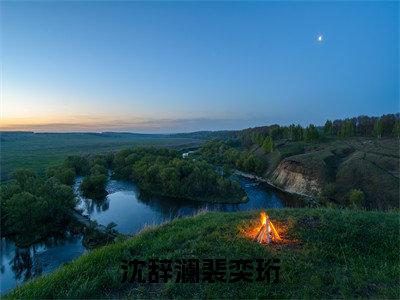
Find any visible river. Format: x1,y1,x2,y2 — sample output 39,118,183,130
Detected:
1,175,297,294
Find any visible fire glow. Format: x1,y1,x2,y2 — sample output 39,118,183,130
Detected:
245,211,282,244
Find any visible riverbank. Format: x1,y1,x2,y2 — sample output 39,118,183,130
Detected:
1,175,289,294
234,170,318,206
7,208,399,299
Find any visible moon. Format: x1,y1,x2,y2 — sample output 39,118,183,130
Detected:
317,34,323,42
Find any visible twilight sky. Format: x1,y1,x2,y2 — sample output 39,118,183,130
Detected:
1,1,398,133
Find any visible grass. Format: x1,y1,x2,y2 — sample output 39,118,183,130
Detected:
0,132,203,180
253,137,399,209
7,208,399,299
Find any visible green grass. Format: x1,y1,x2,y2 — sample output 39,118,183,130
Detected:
7,208,399,299
0,132,203,180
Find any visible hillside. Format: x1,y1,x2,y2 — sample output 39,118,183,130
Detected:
7,209,399,299
253,138,399,209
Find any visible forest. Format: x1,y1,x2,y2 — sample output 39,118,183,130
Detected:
112,147,246,202
238,113,399,152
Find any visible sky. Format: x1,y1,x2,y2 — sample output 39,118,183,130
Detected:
1,1,399,133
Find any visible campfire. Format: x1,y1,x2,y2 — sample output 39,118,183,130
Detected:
242,211,298,247
247,211,281,244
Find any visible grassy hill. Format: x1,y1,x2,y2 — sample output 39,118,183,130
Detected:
7,209,399,299
252,137,399,209
0,132,203,180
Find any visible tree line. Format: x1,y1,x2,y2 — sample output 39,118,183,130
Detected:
238,113,399,153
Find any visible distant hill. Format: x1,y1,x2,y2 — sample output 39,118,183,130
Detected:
169,130,238,140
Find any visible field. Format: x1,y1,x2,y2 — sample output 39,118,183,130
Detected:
7,209,399,299
0,132,203,180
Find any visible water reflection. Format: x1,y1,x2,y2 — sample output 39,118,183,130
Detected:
1,233,85,294
2,175,299,294
74,176,295,235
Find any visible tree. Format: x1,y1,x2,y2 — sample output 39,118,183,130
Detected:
339,119,356,138
304,124,319,141
288,124,303,141
381,114,397,136
12,169,37,191
64,155,90,175
323,120,333,136
90,164,107,175
332,120,342,136
4,192,47,244
80,173,107,199
372,118,383,139
222,165,232,178
356,115,374,136
112,146,246,202
46,166,76,186
1,173,76,246
262,136,274,153
393,120,400,138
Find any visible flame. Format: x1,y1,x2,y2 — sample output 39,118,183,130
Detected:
258,211,281,242
260,211,267,226
268,218,281,241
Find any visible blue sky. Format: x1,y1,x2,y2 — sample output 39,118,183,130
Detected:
1,1,398,133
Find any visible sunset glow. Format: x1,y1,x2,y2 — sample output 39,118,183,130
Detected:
1,1,398,132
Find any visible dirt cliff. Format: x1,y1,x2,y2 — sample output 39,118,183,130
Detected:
269,156,327,196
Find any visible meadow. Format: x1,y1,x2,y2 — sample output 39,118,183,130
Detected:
0,132,202,180
7,209,399,299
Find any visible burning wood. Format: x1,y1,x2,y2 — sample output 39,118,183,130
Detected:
255,211,281,244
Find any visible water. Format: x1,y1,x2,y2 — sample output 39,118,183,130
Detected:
1,234,85,294
1,175,296,294
75,176,292,235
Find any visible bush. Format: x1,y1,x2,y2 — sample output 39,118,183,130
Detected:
318,183,336,206
348,189,365,208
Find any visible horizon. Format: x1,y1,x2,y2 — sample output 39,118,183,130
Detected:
1,111,398,135
1,1,399,133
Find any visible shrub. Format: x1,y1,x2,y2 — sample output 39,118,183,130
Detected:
318,183,336,206
348,189,365,208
